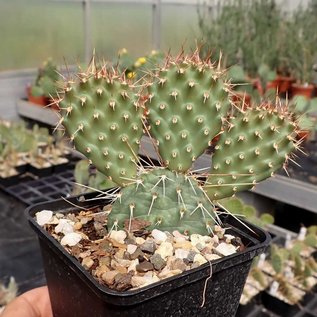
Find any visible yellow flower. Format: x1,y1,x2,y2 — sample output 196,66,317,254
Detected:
151,50,158,56
127,72,136,79
134,57,146,67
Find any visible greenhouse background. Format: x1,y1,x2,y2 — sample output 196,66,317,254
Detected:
0,0,312,70
1,1,317,316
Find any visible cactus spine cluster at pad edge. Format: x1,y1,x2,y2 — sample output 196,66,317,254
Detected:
56,50,300,235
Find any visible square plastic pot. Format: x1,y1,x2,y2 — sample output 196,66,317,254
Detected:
26,191,271,317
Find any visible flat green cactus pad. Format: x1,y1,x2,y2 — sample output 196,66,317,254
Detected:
146,53,231,173
59,67,143,186
205,106,298,200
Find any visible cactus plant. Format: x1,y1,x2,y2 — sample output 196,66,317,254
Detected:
56,49,300,235
31,59,59,99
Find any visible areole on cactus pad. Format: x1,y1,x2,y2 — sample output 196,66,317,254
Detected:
55,49,301,235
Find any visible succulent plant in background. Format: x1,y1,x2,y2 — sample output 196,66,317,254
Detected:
55,49,300,236
219,197,274,228
72,159,117,195
30,58,59,100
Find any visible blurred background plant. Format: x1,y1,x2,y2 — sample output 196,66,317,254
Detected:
29,58,59,99
198,0,317,87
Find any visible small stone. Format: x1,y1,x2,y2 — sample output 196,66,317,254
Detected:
131,273,160,288
191,262,201,269
136,261,154,273
215,242,237,256
195,242,205,251
135,237,146,245
99,256,111,267
175,249,189,259
231,237,243,248
165,231,174,243
115,257,132,268
187,250,198,262
111,260,127,274
205,254,221,261
94,265,110,278
109,239,126,249
214,225,225,239
193,254,207,265
36,210,53,226
102,270,118,285
131,275,148,288
130,247,145,261
150,253,166,271
158,268,182,279
224,234,236,243
200,245,213,255
190,234,212,246
172,230,188,241
78,251,91,259
212,235,219,245
61,232,82,246
113,273,133,291
127,259,139,272
114,249,125,260
109,230,127,244
125,236,136,245
169,258,187,272
55,219,74,235
155,242,173,260
80,217,90,225
174,241,193,250
94,221,107,236
82,257,94,269
99,240,114,253
152,229,168,244
127,244,138,254
140,240,156,254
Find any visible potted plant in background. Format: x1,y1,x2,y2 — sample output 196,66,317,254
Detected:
287,1,317,99
27,58,59,108
26,49,300,316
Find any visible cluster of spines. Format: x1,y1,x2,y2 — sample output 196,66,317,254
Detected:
109,167,218,235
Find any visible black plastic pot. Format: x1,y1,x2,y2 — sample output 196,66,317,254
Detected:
29,164,53,178
261,291,301,317
0,173,21,187
26,192,271,317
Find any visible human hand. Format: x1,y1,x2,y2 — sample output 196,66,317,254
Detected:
1,286,52,317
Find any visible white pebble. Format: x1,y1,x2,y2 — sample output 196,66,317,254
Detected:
224,234,236,243
193,254,208,265
215,242,237,256
109,230,127,244
61,232,82,246
127,244,138,254
135,237,145,245
127,259,139,272
36,210,53,226
55,219,74,235
152,229,168,244
155,242,173,260
190,234,212,248
205,254,221,261
175,249,189,259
